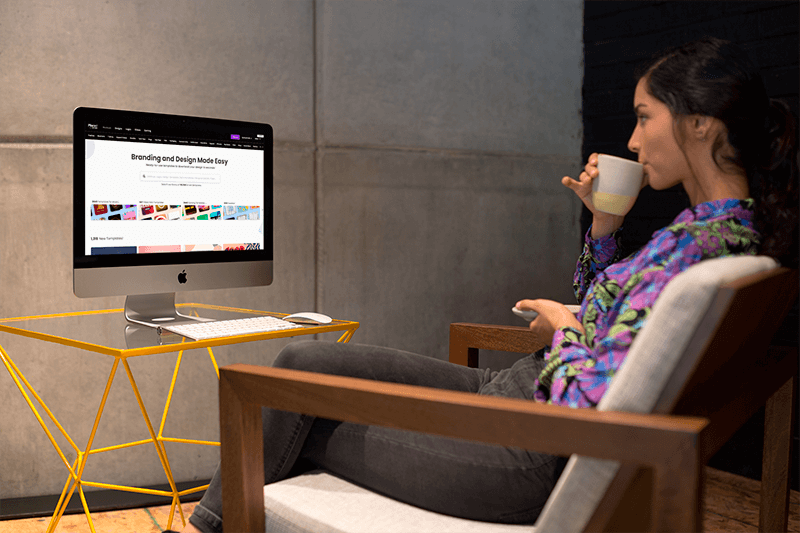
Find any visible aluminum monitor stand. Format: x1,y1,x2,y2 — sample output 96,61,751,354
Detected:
124,293,213,329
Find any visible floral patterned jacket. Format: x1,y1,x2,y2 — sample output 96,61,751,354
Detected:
533,198,760,408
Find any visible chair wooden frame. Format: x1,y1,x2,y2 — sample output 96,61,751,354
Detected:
219,266,797,533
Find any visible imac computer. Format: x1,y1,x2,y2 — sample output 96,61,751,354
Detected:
73,107,273,328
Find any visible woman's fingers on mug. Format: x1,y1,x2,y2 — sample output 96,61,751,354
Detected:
561,175,578,189
562,175,589,199
563,153,604,205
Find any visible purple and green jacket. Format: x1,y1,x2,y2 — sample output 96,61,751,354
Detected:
534,198,760,408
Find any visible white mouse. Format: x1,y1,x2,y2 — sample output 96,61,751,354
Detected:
283,312,333,325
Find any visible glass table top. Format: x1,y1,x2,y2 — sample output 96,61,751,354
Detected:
0,304,358,357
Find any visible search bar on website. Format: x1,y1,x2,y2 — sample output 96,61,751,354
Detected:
140,172,221,184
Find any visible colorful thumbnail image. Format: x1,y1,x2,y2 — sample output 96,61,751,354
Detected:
137,245,182,253
182,205,221,221
184,244,224,252
91,204,136,221
222,206,261,221
223,243,262,251
140,205,181,221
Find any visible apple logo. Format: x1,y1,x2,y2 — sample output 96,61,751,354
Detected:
178,270,187,284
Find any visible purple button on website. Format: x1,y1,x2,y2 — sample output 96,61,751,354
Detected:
231,134,240,140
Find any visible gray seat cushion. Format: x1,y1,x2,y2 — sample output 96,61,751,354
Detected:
263,470,534,533
263,255,779,533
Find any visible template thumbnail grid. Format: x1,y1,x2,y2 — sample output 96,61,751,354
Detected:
91,204,260,222
89,203,262,254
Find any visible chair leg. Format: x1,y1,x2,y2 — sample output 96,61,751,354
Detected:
653,452,703,533
759,374,795,533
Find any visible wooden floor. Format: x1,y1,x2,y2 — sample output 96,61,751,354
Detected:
0,501,198,533
0,468,797,532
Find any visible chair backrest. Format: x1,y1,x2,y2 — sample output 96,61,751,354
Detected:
534,255,791,532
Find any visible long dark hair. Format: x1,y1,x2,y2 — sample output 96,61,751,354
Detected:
638,37,799,267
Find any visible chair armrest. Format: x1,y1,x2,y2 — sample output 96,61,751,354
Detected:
449,306,580,367
219,363,707,533
449,323,545,366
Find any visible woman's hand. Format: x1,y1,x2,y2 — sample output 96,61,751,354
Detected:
561,153,625,239
515,299,584,347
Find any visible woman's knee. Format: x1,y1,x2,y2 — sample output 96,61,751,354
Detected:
274,340,379,379
274,340,331,371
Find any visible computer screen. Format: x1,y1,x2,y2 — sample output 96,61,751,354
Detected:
73,107,273,327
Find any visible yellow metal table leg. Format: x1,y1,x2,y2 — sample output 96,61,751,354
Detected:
157,349,185,530
337,327,357,343
158,350,183,438
155,345,221,529
122,358,182,529
207,346,220,378
47,456,81,533
58,358,122,532
77,481,98,533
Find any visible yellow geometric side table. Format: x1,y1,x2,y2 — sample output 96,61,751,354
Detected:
0,304,358,532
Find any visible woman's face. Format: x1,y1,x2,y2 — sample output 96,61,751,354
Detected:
627,78,693,190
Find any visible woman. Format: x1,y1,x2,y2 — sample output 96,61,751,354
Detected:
176,37,798,533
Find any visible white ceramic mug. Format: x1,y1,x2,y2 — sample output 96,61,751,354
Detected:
591,154,644,216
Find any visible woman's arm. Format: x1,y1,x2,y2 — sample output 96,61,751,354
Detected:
572,228,625,303
537,266,664,408
563,154,629,301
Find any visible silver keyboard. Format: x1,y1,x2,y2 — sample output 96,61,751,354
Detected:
161,315,303,340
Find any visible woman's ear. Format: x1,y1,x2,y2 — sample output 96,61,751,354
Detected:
690,115,715,142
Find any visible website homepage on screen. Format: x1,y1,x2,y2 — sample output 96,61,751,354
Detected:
84,127,264,256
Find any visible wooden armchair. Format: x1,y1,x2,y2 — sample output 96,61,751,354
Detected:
219,256,797,532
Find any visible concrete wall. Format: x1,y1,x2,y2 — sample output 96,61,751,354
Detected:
0,0,583,499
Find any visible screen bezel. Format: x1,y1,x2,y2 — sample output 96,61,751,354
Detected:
73,107,273,273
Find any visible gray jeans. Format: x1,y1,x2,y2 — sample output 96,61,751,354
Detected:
189,340,564,532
